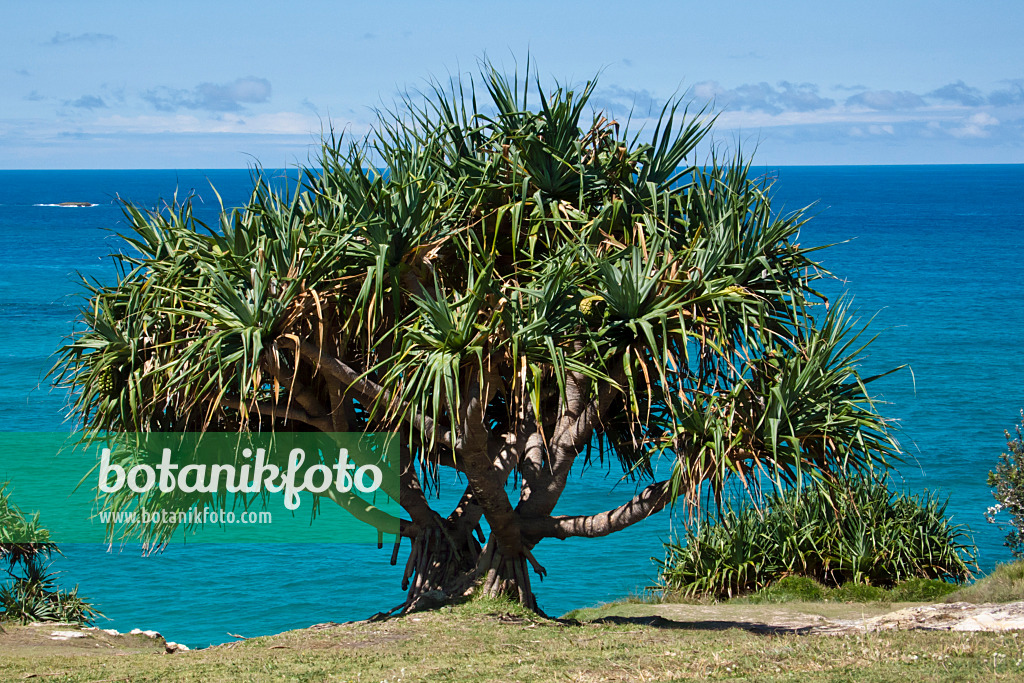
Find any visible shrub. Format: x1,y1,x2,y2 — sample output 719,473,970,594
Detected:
986,412,1024,557
658,475,977,599
0,484,100,624
732,577,958,604
889,577,959,602
829,582,887,603
741,576,825,604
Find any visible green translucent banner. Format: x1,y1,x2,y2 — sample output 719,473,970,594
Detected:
0,432,400,545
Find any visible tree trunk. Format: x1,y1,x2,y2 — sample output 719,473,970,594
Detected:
400,517,483,612
475,537,541,612
399,522,548,613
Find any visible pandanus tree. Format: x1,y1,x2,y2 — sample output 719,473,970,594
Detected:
53,62,902,612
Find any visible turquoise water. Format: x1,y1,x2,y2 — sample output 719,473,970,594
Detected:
1,166,1022,647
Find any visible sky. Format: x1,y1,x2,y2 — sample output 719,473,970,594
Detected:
2,0,1023,168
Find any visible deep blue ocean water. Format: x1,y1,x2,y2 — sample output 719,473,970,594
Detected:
1,166,1022,647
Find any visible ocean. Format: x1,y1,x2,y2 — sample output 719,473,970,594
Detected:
1,165,1022,647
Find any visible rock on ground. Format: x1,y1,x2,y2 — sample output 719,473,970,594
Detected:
849,601,1024,633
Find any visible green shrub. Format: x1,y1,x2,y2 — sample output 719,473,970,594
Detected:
0,561,99,624
659,475,977,599
740,576,825,604
0,483,52,563
830,582,887,603
0,484,100,624
888,577,959,602
986,412,1024,557
732,576,958,605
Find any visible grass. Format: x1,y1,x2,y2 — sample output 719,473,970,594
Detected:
730,576,961,605
565,576,963,614
4,596,1024,682
947,561,1024,604
7,565,1024,682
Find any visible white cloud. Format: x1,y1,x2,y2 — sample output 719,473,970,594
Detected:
595,78,1020,156
989,80,1024,107
65,95,107,110
713,107,920,130
144,77,273,113
846,90,925,110
849,124,896,137
692,80,834,114
87,111,322,135
949,112,999,138
929,81,985,107
48,32,117,46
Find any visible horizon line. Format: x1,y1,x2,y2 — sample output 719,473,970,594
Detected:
2,161,1022,172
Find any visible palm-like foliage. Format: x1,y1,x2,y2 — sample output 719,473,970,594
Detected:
0,484,53,569
52,61,903,611
1,486,99,624
659,475,976,599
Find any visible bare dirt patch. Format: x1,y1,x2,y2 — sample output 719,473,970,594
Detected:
583,600,1024,635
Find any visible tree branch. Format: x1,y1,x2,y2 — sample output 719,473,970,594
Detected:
323,375,350,432
265,356,328,422
519,480,672,540
399,443,442,530
219,396,331,431
287,338,452,449
457,373,525,555
517,366,624,518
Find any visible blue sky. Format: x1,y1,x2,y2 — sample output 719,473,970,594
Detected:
3,0,1023,168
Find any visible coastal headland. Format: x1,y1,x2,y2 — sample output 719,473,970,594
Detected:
5,597,1024,681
